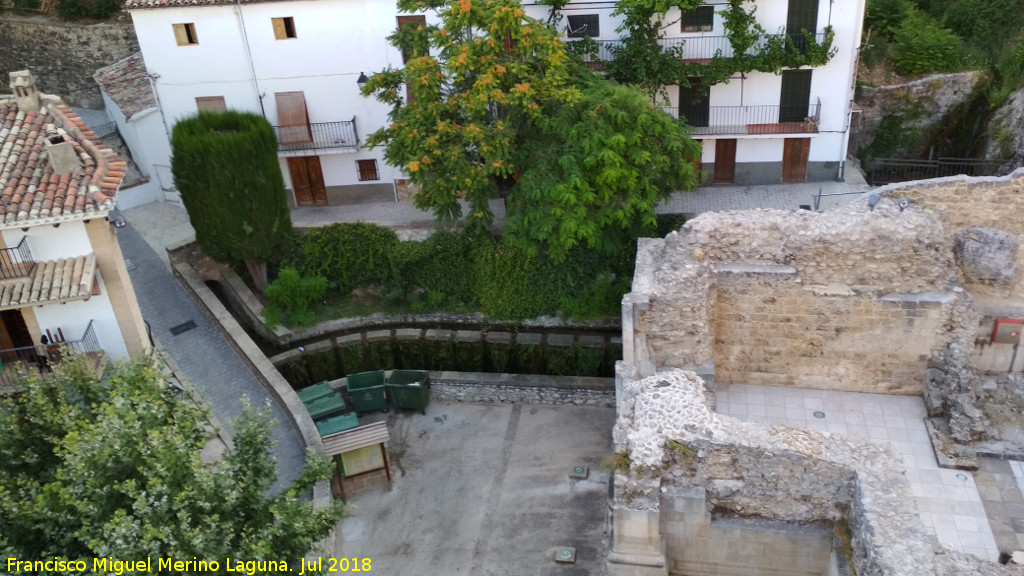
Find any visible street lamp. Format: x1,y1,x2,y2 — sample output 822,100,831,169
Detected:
356,72,369,89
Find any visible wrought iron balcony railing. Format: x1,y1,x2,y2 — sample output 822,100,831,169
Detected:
0,320,103,394
274,118,359,152
573,32,828,63
0,237,36,280
662,98,822,135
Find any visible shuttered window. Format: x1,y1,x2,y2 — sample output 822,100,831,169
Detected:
397,15,427,63
195,96,226,113
680,6,714,32
173,23,198,46
357,159,380,181
779,70,812,123
272,17,297,40
275,92,312,146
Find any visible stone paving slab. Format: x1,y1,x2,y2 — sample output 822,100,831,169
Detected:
715,382,1000,562
114,217,305,491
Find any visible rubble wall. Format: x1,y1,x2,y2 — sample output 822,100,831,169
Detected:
609,366,1020,576
880,170,1024,300
629,201,961,393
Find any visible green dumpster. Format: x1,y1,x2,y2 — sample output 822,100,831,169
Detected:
347,370,388,414
304,392,347,420
315,412,359,437
296,381,334,404
386,370,430,414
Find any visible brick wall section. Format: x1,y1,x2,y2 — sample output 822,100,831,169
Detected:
880,170,1024,299
0,15,140,108
713,275,951,394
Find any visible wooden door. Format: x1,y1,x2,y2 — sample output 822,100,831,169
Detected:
287,157,328,206
714,139,737,184
782,138,810,183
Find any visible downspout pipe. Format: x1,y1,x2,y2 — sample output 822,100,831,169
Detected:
235,0,265,117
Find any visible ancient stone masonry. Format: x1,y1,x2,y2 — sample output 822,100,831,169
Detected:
625,200,964,394
607,365,1022,576
0,16,140,109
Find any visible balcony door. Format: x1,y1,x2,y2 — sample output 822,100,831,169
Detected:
288,156,328,206
0,310,32,353
679,78,710,128
786,0,819,52
779,69,812,123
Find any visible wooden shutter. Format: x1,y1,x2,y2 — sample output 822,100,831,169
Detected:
786,0,819,52
196,96,226,113
678,78,709,128
397,15,426,62
173,23,194,46
275,92,312,146
272,18,288,39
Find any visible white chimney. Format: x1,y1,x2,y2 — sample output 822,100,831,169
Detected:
9,70,40,112
44,131,81,175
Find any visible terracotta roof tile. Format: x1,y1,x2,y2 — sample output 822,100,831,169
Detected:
0,96,123,228
124,0,275,9
93,53,157,119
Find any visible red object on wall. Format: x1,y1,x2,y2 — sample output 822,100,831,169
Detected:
993,318,1024,344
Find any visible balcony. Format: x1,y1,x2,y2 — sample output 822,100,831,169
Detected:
273,118,360,153
0,237,36,280
574,32,828,64
0,320,104,395
662,98,821,136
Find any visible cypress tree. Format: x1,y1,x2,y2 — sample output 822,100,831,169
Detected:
171,111,293,294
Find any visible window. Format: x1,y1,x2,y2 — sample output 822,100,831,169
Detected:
680,6,714,32
397,15,427,63
195,96,226,113
272,17,297,39
275,92,312,146
566,14,599,38
357,159,380,181
173,23,198,46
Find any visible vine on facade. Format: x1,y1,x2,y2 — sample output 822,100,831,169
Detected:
604,0,837,97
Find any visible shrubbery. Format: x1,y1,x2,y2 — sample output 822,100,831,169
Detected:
889,13,961,75
271,219,675,325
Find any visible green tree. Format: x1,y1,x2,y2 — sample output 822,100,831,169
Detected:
0,356,345,572
171,111,294,294
363,0,701,258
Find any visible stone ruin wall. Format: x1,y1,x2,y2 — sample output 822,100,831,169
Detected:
880,171,1024,301
608,366,1022,576
627,201,963,394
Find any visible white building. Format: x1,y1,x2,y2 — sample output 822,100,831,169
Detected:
0,71,151,381
523,0,865,184
124,0,437,207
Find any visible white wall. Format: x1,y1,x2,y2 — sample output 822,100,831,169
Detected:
1,221,91,262
32,270,130,360
129,0,442,190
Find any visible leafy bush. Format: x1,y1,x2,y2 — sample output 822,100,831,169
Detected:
388,230,480,311
263,268,327,328
889,14,961,75
865,0,913,38
55,0,121,19
943,0,1024,55
294,223,398,294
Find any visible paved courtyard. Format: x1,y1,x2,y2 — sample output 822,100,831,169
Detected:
335,402,615,576
714,383,1001,562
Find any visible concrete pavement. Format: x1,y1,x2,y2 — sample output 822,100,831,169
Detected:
337,402,615,576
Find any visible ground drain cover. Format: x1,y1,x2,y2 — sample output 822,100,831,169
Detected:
124,257,137,271
554,547,576,564
569,466,589,480
813,411,826,419
169,320,198,336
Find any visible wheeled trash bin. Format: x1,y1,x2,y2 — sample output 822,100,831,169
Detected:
304,392,347,420
296,381,335,403
346,370,388,414
315,412,359,437
386,370,430,414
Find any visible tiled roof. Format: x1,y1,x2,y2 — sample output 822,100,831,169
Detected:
125,0,286,8
93,53,157,120
0,97,126,227
0,254,96,311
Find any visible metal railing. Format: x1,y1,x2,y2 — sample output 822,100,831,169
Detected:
0,237,36,280
91,121,118,138
274,118,359,152
867,158,1006,185
0,320,103,394
574,32,828,62
662,98,821,135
